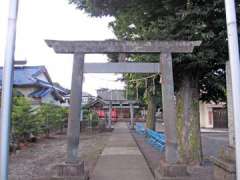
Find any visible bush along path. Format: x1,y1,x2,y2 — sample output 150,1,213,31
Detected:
10,93,68,152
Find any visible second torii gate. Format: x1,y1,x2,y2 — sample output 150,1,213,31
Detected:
46,40,201,178
84,62,161,129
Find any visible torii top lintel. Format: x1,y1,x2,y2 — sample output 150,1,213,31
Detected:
45,40,201,54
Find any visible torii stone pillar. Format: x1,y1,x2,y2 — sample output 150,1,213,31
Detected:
67,53,85,163
160,53,178,164
130,103,134,129
108,102,112,128
54,53,89,180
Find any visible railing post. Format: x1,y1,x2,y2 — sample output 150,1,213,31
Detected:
108,102,112,128
130,103,134,129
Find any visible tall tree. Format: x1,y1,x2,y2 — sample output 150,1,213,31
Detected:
70,0,239,164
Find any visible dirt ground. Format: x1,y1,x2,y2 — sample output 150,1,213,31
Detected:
132,132,214,180
8,131,111,180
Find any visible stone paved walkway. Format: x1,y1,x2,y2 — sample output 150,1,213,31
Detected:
91,122,154,180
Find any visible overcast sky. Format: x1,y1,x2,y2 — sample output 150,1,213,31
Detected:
0,0,125,95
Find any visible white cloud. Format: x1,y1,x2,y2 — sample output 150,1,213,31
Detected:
0,0,124,95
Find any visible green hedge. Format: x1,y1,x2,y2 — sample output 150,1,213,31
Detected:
11,95,68,143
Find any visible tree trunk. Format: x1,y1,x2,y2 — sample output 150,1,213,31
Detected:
146,94,156,130
176,74,202,164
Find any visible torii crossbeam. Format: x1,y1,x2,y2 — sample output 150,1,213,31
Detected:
46,40,200,53
84,63,160,73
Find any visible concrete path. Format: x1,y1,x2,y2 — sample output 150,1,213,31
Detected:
91,122,154,180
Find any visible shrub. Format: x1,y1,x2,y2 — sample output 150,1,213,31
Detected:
89,111,99,128
11,93,69,142
11,96,35,141
34,103,68,136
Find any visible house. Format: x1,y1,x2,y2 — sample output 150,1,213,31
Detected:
85,88,227,127
64,91,95,107
85,88,140,122
0,66,69,106
82,92,95,105
199,101,227,129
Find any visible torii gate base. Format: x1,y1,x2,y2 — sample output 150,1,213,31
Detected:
46,40,201,180
155,161,190,180
53,162,89,180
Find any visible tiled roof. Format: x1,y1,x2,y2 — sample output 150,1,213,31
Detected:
29,87,65,102
29,88,53,98
97,89,126,101
0,66,49,86
0,66,69,100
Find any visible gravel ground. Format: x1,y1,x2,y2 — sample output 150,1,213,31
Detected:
8,131,111,180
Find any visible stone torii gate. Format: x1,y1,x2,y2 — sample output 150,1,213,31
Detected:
46,40,201,179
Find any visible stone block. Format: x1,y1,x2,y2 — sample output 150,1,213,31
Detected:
52,161,89,180
160,160,188,177
51,176,88,180
213,163,236,180
154,160,191,180
34,177,88,180
212,155,236,180
154,168,191,180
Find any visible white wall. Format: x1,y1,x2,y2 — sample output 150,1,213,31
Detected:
16,87,37,98
199,101,225,128
199,102,213,128
42,94,61,106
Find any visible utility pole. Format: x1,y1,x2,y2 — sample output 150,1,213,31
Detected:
224,0,240,179
0,0,19,180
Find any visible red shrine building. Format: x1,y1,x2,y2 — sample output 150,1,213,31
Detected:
85,88,140,122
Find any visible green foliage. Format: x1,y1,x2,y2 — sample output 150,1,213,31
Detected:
11,91,68,142
111,0,230,102
83,109,90,120
69,0,236,164
88,110,99,128
69,0,240,102
34,103,68,135
69,0,136,16
11,96,35,139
